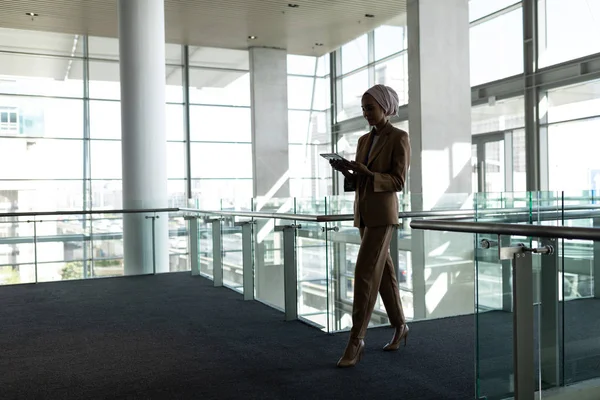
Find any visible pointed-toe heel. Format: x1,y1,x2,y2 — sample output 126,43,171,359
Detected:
383,324,409,351
337,339,365,368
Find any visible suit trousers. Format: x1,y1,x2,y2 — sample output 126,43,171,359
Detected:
350,224,406,340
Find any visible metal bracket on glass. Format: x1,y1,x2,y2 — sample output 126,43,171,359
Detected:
321,226,339,233
235,220,256,301
207,218,223,287
480,238,498,249
145,215,160,275
275,224,301,321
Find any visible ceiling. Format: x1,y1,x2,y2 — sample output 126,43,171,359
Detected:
0,0,407,56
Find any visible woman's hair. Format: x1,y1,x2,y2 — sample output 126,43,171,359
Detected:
363,84,399,117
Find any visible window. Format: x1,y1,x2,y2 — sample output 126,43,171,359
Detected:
539,0,600,67
470,6,523,86
341,35,368,74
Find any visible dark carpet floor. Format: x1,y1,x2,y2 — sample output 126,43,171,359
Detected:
0,273,476,400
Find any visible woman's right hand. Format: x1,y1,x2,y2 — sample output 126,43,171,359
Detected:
330,159,348,172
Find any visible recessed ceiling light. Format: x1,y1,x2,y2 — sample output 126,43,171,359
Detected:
288,3,299,7
248,35,258,40
25,12,39,17
365,14,375,18
315,43,324,46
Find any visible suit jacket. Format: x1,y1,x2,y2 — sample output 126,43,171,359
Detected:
344,121,410,228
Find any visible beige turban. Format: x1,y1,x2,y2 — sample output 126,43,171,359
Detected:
364,84,399,116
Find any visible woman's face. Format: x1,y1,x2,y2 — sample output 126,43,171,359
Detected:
361,94,386,127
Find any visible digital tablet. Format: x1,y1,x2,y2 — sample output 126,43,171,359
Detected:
320,153,348,162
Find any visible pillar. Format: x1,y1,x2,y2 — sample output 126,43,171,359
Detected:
407,0,473,319
249,47,290,306
249,47,290,202
118,0,169,275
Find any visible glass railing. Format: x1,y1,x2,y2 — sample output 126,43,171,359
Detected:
0,207,185,285
3,192,600,398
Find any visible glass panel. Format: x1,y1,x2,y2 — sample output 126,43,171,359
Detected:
0,215,36,284
469,0,520,21
512,130,526,192
338,69,368,121
198,218,214,279
0,27,83,57
166,104,185,141
252,198,293,309
287,54,317,75
539,0,600,67
90,140,122,180
470,6,523,86
165,66,184,103
0,53,83,97
547,117,600,192
546,79,600,124
188,46,249,70
287,76,315,110
374,25,407,60
191,180,253,208
0,138,83,180
0,95,83,138
188,68,250,106
90,180,122,209
167,142,186,180
88,36,119,60
374,54,408,106
189,105,251,142
169,214,188,272
341,35,368,74
222,218,244,293
484,140,505,193
190,143,252,179
297,219,330,329
89,60,121,100
89,100,120,139
472,96,525,135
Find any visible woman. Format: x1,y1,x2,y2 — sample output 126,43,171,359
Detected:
330,84,411,368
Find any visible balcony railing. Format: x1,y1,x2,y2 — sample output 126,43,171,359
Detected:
1,192,600,399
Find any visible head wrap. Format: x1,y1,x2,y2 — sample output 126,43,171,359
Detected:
363,84,399,117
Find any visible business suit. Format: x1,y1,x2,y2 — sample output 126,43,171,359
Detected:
344,120,410,340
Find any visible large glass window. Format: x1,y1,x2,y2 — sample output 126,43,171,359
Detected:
539,0,600,67
341,35,368,74
287,54,332,198
470,5,523,86
374,24,407,60
374,54,408,105
545,80,600,191
469,0,521,21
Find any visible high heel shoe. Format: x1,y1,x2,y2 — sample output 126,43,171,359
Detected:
337,338,365,368
383,324,409,351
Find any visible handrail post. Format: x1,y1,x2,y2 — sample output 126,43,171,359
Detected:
208,218,223,287
594,217,600,298
185,216,200,276
540,237,560,387
276,223,300,321
499,242,554,400
510,246,535,400
236,220,256,301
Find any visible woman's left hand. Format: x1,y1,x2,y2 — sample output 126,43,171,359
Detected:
347,161,374,177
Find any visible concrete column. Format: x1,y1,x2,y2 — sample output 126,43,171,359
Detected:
249,47,289,306
249,47,290,201
118,0,169,275
407,0,473,319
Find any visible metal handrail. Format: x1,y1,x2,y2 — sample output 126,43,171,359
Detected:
0,208,179,218
410,219,600,241
0,203,599,223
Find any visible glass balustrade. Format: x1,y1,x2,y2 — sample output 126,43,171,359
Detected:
3,191,600,398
